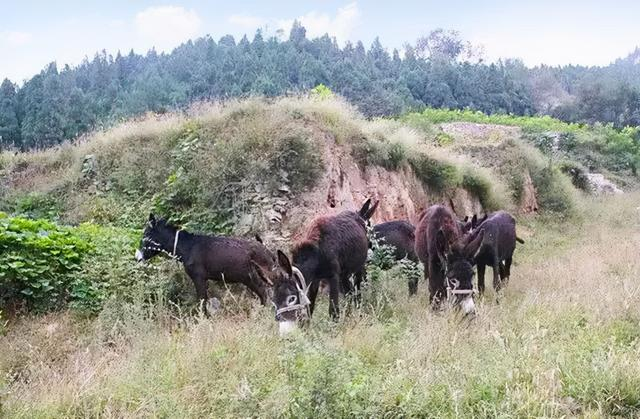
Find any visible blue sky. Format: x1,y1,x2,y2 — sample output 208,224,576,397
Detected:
2,1,639,83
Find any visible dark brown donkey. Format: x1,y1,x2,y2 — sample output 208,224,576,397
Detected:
414,204,485,314
371,220,420,295
135,214,283,309
371,220,418,263
270,198,379,334
467,210,524,294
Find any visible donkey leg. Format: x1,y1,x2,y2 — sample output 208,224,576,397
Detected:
340,272,354,296
192,276,209,314
492,257,502,292
477,264,486,296
244,279,267,305
408,269,419,296
184,265,210,314
503,257,513,285
428,259,445,310
308,280,320,317
328,275,341,321
353,269,365,307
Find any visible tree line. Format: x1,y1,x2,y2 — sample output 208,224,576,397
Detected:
0,23,639,150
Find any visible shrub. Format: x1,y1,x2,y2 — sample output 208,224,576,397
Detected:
462,167,503,210
73,223,186,315
408,154,461,192
352,139,407,170
435,132,454,146
0,213,185,315
310,84,334,100
558,160,591,192
0,213,92,312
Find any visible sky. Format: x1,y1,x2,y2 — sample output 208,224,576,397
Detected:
2,0,640,83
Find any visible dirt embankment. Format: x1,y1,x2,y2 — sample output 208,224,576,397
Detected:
258,132,484,245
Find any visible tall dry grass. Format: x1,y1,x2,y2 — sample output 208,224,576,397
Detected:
1,194,639,417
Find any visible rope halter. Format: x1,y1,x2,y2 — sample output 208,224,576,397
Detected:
141,230,182,261
275,266,311,319
446,276,475,301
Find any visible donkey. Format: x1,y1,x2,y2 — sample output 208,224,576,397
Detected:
135,214,282,309
467,210,524,294
370,220,421,295
371,220,418,263
271,198,379,331
414,204,485,314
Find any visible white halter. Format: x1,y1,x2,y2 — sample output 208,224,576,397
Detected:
173,230,180,256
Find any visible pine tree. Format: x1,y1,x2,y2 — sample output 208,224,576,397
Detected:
0,79,21,149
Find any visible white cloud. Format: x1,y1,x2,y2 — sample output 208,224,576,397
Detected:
1,31,33,47
228,14,266,31
109,19,126,29
227,3,361,45
135,6,202,51
279,2,360,44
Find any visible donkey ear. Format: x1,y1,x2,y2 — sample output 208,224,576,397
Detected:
359,198,372,218
364,200,379,220
251,260,273,286
254,234,263,244
463,215,469,223
464,228,485,259
471,214,478,228
277,250,293,277
436,229,448,257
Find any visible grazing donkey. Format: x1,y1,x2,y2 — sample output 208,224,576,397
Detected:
271,198,379,333
135,214,283,309
370,220,421,295
414,204,485,314
467,211,524,294
371,220,418,263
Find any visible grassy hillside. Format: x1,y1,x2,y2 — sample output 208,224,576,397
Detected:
1,97,588,232
1,194,639,417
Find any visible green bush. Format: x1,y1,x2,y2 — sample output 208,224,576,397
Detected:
435,132,454,146
73,223,186,315
0,213,92,311
530,165,576,215
352,139,406,170
462,167,501,210
408,154,461,192
404,108,587,132
310,84,334,100
0,213,185,315
558,160,591,192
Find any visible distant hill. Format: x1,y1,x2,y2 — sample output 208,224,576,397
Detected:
0,23,639,150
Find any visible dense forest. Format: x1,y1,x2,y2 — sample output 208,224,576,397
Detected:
1,22,639,150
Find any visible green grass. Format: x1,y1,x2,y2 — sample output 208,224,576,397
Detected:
403,108,589,133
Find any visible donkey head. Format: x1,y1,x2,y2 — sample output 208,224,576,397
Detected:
458,215,472,233
254,250,311,336
135,213,178,261
359,198,379,223
469,214,488,233
436,228,485,315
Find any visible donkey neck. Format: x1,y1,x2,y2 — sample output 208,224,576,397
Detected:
168,229,197,262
